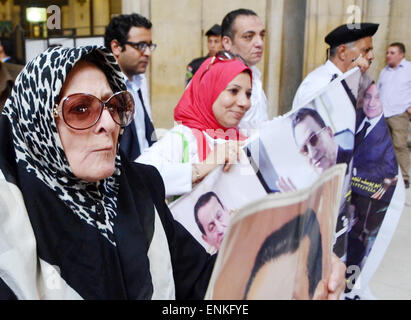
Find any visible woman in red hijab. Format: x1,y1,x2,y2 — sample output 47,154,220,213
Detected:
137,53,347,299
137,51,252,197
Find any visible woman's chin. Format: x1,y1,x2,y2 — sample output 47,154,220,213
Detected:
219,119,241,129
74,165,115,182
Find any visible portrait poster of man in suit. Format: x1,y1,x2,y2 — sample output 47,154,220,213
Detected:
347,81,399,273
168,162,267,254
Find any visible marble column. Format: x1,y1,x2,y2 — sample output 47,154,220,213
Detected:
362,0,391,81
264,0,284,117
277,0,307,115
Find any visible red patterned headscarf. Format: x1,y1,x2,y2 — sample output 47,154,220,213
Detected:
174,56,251,161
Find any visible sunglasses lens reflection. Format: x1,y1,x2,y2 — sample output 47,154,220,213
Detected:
63,94,101,130
62,92,134,130
300,132,320,155
107,92,134,126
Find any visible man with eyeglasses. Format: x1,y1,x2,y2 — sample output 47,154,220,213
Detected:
276,108,352,192
221,8,268,130
292,108,352,175
105,13,157,161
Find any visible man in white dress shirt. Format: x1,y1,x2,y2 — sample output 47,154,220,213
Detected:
292,23,379,110
378,42,411,188
221,8,269,129
105,13,157,161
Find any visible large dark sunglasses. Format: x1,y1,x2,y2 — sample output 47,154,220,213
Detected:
124,41,157,53
299,127,327,156
54,91,135,130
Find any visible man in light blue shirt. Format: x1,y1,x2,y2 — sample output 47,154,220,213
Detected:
378,42,411,187
105,13,157,161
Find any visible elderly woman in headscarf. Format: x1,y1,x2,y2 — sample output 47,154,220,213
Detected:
137,51,251,197
0,46,214,299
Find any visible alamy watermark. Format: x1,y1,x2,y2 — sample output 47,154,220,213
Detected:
46,5,61,30
346,5,362,30
346,264,361,290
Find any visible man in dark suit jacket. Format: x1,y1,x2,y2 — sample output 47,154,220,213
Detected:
348,82,398,271
352,83,398,202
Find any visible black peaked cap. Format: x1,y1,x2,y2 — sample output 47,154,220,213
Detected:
325,23,379,47
205,24,222,36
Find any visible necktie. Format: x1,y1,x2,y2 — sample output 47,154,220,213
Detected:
355,121,371,148
137,89,157,147
120,119,141,161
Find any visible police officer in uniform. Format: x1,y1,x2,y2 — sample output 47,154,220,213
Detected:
186,24,222,85
292,23,379,110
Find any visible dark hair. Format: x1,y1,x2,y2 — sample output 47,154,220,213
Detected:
389,42,406,54
104,13,152,51
221,8,258,40
243,209,323,299
329,46,338,58
0,37,14,57
329,41,356,59
194,191,224,235
292,108,326,134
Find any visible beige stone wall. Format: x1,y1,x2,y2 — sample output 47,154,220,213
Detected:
149,0,201,129
386,0,411,63
92,0,110,35
362,0,391,81
68,0,91,36
264,0,285,117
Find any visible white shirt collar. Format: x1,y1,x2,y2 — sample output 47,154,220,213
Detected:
357,113,383,135
123,73,144,89
386,58,407,70
325,60,344,76
250,65,261,80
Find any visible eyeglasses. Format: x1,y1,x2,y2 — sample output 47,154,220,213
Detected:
124,41,157,53
299,127,327,156
54,91,135,130
206,50,248,70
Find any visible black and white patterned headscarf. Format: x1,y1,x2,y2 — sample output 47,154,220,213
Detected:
2,46,127,245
